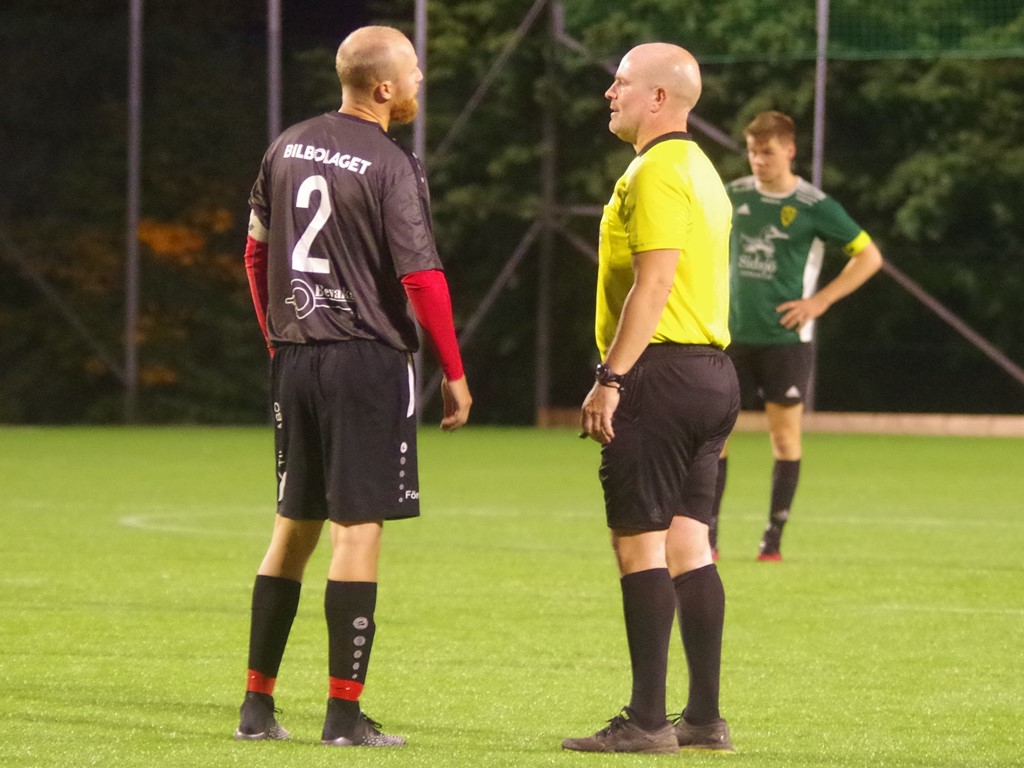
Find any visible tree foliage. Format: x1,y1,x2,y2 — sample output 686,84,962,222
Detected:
379,0,1024,416
1,0,1021,423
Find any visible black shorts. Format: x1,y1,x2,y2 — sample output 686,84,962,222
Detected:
271,340,419,523
727,342,812,409
599,344,740,531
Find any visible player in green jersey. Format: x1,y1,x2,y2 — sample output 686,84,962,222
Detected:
712,111,883,561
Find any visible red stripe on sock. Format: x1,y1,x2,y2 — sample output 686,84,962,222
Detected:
246,670,276,695
329,678,365,701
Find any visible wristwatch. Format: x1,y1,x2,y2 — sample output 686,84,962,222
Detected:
594,363,626,390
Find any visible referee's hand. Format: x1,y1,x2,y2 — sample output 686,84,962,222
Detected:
440,376,472,431
580,383,620,444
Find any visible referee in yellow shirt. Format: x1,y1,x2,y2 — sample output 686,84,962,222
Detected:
563,43,739,755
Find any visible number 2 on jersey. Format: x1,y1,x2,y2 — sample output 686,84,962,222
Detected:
292,175,330,274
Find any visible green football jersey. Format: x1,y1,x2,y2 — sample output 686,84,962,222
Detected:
726,175,871,345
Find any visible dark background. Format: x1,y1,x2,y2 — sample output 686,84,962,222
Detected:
1,0,1022,424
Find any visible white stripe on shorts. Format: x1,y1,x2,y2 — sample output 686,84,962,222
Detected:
406,356,415,418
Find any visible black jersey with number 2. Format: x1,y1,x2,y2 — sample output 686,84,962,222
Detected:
250,112,443,351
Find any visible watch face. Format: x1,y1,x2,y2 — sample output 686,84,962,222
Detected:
596,364,622,385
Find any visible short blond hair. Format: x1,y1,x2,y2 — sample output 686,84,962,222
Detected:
335,25,407,93
744,111,796,144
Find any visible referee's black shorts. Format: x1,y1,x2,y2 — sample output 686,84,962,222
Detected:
599,343,739,532
271,339,420,523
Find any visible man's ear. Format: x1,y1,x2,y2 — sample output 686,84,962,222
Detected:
374,81,393,105
650,85,668,113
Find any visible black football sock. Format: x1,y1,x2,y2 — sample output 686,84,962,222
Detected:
674,564,725,725
709,457,728,550
246,574,301,692
325,580,377,720
769,459,801,530
621,568,675,731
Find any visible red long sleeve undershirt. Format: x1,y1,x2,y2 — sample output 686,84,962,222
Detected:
244,236,462,379
401,269,465,381
243,235,271,353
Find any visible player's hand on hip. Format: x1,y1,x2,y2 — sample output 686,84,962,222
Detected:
580,383,619,444
440,376,472,431
776,296,826,330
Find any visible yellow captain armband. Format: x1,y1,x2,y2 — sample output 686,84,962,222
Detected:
843,230,873,257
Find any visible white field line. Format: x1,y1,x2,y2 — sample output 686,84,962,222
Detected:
111,506,1024,537
117,507,267,537
872,604,1024,617
722,510,1024,529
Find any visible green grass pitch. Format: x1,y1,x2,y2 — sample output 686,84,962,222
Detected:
1,425,1022,768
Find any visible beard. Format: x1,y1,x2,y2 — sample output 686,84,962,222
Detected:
390,96,419,125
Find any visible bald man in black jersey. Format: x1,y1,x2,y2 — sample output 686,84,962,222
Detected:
234,25,471,748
